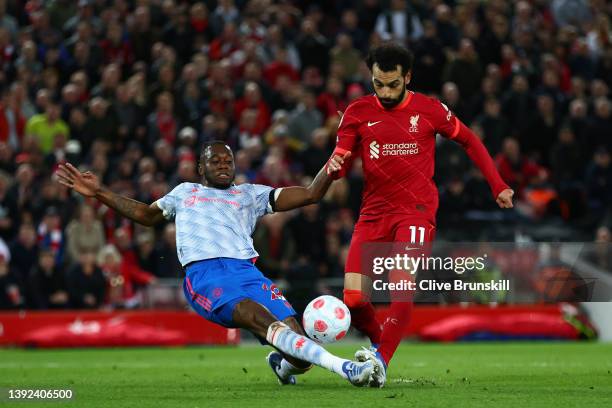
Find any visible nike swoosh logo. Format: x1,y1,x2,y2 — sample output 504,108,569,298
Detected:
367,121,382,127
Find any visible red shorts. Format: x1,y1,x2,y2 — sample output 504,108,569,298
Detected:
345,214,436,277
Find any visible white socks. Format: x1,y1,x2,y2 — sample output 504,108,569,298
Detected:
266,321,350,379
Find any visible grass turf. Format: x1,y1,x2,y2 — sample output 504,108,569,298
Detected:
1,342,611,407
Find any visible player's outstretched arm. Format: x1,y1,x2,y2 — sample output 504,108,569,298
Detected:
273,151,351,211
56,163,165,227
451,122,514,208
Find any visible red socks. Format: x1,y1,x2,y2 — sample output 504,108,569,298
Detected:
377,270,415,365
344,289,382,345
376,300,413,365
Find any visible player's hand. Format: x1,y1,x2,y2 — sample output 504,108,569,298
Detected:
56,163,101,197
496,188,514,209
326,151,351,175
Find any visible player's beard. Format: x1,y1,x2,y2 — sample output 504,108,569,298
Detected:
204,171,234,189
377,86,406,109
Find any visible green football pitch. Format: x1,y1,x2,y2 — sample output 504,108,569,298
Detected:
1,342,611,407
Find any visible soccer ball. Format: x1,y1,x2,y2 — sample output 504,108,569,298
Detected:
302,295,351,344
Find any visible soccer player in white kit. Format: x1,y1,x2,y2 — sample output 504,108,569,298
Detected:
56,141,377,386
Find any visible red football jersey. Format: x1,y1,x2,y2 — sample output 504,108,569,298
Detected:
335,91,506,222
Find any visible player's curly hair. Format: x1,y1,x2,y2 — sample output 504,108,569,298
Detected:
366,42,414,75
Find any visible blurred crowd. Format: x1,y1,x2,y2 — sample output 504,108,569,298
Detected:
0,0,611,310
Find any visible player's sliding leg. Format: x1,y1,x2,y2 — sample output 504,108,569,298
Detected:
266,317,312,385
232,299,374,386
344,273,382,345
267,351,306,385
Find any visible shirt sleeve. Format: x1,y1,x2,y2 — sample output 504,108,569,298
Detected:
335,102,362,155
251,184,275,217
155,184,183,220
428,97,460,139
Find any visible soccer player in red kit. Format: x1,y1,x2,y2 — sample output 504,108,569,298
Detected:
326,43,514,387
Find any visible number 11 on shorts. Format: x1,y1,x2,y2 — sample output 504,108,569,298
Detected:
409,225,425,245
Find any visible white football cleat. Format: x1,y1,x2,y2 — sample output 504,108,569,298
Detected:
342,360,374,387
355,346,387,388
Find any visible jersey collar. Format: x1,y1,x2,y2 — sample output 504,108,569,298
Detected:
374,91,414,111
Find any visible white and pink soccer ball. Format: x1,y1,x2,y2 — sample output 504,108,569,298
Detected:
302,295,351,344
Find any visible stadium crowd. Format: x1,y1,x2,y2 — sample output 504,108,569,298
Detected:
0,0,610,310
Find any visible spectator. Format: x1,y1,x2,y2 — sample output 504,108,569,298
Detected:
375,0,424,44
287,89,323,146
316,76,347,120
550,126,585,185
97,244,155,308
65,203,105,265
524,94,560,166
210,0,240,37
475,98,510,157
147,92,179,146
412,20,446,93
253,212,294,280
129,6,161,63
233,82,271,136
0,241,23,309
25,100,70,155
8,223,38,285
585,97,612,158
434,3,460,49
63,0,102,36
7,163,35,212
83,97,119,151
286,203,327,267
91,63,122,101
66,249,106,309
28,248,68,309
37,206,65,265
263,47,300,88
99,20,134,68
440,81,470,121
152,223,182,278
443,38,483,101
4,82,35,151
135,231,156,275
330,33,361,81
296,18,329,75
495,137,542,198
299,128,331,178
585,148,612,215
0,170,17,240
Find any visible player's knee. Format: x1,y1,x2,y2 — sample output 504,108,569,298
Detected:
266,321,289,344
343,289,370,309
283,317,306,335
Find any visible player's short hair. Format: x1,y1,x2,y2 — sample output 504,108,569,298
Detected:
200,141,233,162
366,42,414,75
